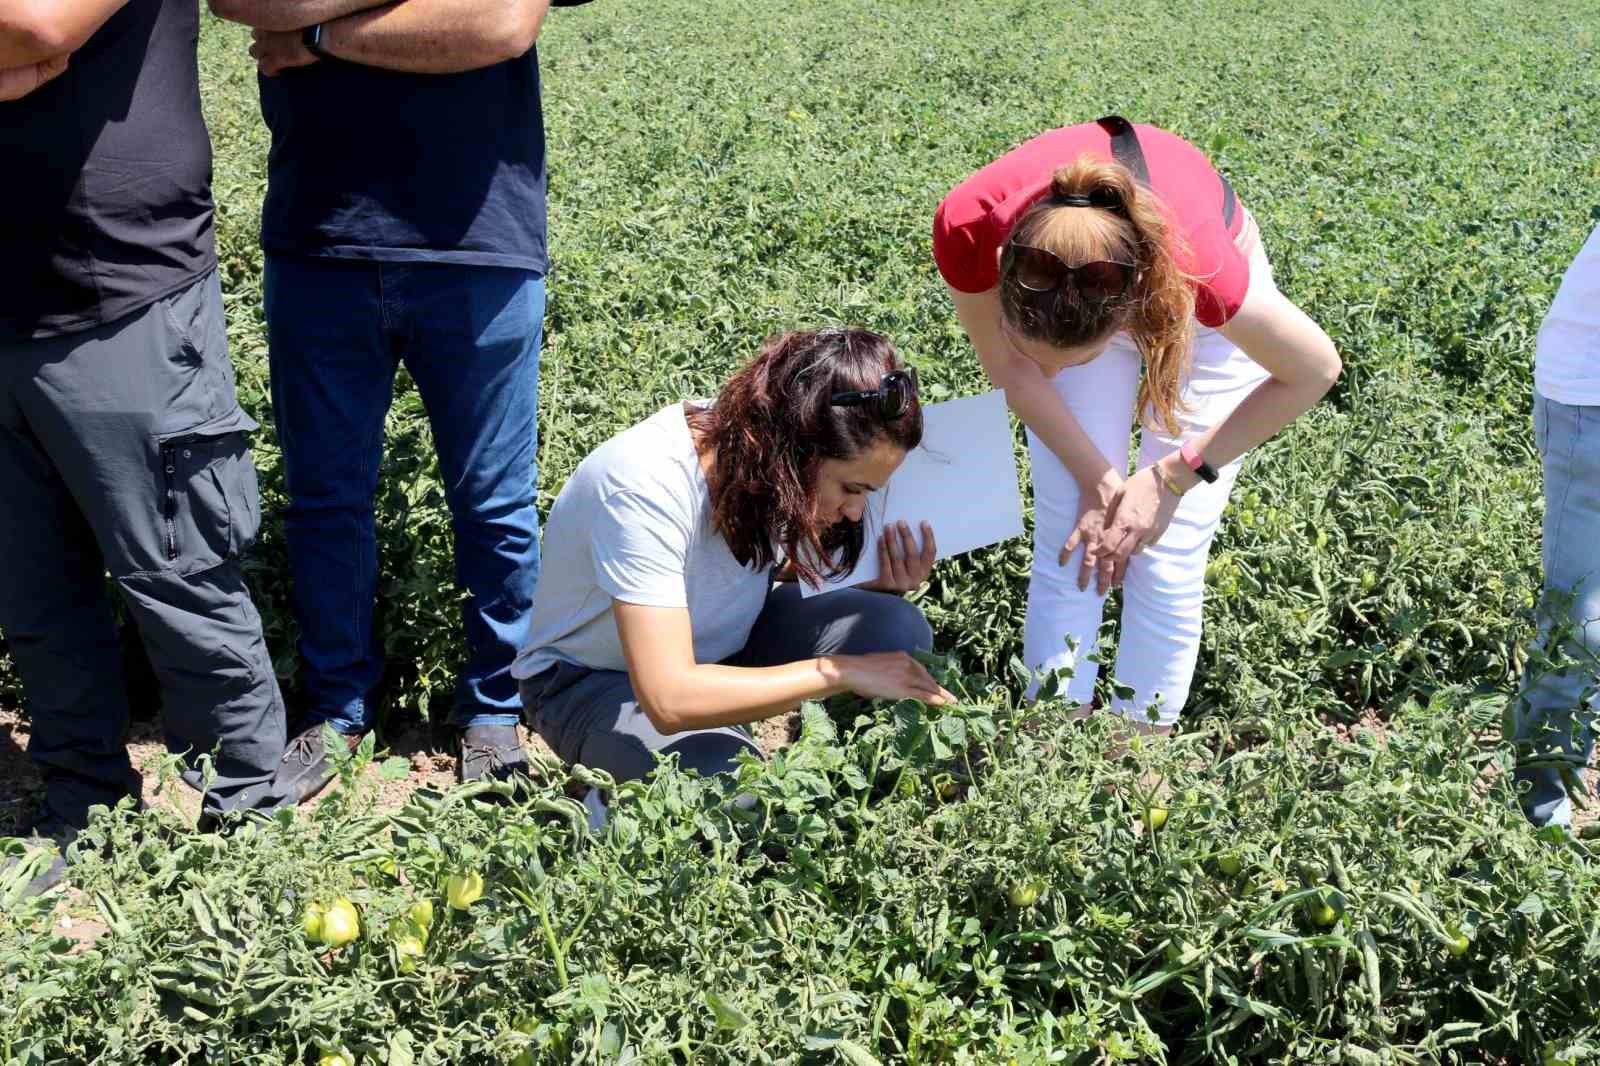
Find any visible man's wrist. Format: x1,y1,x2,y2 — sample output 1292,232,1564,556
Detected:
301,22,333,59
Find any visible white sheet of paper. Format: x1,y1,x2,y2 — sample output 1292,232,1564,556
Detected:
801,389,1025,597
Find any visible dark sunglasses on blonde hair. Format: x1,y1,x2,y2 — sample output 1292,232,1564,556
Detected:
1009,243,1137,301
830,367,920,420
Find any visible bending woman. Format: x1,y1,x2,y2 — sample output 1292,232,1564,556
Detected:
513,327,953,783
934,116,1341,731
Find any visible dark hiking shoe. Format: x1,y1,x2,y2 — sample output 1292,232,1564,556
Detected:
457,723,529,784
2,805,83,898
274,721,364,806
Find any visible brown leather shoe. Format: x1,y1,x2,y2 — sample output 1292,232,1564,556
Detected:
273,721,364,805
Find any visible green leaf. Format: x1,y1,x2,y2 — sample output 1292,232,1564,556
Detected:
703,989,751,1030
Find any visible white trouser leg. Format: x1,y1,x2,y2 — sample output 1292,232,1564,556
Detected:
1022,344,1142,703
1111,247,1277,726
1024,241,1277,724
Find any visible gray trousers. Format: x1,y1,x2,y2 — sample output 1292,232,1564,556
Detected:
0,271,286,825
519,583,934,783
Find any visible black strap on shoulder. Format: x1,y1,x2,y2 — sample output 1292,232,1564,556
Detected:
1098,114,1239,228
1219,172,1238,228
1096,115,1150,186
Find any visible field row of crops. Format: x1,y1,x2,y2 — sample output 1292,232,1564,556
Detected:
4,0,1600,1062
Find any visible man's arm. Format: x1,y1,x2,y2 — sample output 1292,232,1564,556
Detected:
0,50,66,98
0,0,127,66
209,0,391,33
251,0,549,76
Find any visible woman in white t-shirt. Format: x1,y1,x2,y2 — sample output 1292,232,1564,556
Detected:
1514,222,1600,828
514,327,953,784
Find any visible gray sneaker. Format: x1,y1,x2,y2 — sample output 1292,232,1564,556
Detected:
457,723,529,784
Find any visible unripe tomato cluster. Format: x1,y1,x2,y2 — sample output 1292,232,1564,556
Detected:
302,897,360,949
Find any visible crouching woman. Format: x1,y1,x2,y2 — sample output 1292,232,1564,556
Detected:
513,327,953,783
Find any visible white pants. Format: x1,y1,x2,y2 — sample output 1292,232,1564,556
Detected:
1023,243,1275,727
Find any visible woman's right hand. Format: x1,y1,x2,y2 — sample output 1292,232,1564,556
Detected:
832,652,954,705
1062,472,1122,594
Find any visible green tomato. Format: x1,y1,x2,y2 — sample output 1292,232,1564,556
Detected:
394,934,424,973
1141,806,1168,832
1007,880,1043,908
1542,1043,1576,1066
447,869,484,910
407,899,435,937
318,1053,353,1066
319,897,360,948
1445,924,1471,957
1310,899,1338,927
511,1015,543,1066
1217,852,1244,877
302,901,326,942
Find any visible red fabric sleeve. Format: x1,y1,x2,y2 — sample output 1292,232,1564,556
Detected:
1184,217,1251,327
932,187,999,293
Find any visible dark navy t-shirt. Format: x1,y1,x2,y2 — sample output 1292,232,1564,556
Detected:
258,53,547,274
0,0,215,340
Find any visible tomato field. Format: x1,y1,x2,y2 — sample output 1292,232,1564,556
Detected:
4,0,1600,1062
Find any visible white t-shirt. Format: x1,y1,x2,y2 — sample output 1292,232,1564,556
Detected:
1535,222,1600,406
512,402,773,680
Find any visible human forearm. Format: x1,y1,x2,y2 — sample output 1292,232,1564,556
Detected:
209,0,390,33
948,284,1120,492
1165,375,1332,491
1183,283,1341,478
1003,373,1122,491
321,0,548,73
635,658,850,735
0,0,125,66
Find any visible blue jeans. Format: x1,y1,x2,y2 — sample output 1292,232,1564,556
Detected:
1513,393,1600,827
264,256,543,732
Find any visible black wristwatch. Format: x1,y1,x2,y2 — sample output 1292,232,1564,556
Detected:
301,23,332,60
1179,442,1219,485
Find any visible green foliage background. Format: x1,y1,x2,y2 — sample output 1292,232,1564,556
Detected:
5,5,1600,1062
190,0,1600,728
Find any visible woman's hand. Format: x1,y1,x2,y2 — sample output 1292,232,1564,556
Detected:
832,651,954,705
861,520,937,593
1062,472,1121,593
1094,463,1182,591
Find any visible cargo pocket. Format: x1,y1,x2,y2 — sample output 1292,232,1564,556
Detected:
154,407,262,573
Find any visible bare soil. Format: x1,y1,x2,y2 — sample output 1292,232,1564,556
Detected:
1,702,805,834
3,697,1587,872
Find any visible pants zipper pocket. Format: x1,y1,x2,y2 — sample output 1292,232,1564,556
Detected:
162,443,179,561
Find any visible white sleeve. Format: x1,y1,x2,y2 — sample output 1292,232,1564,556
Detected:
589,489,692,609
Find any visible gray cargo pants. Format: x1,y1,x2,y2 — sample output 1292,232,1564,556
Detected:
0,270,286,826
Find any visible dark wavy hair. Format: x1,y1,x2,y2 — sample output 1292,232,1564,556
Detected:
686,327,923,588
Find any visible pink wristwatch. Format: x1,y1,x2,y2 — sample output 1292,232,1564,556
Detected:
1179,441,1219,484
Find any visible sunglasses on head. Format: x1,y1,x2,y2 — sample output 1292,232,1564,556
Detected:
1009,243,1137,301
830,366,920,420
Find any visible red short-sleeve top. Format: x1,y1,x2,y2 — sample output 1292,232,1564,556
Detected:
933,121,1250,327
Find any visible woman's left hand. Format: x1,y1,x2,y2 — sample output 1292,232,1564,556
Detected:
863,520,937,593
1093,466,1180,592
